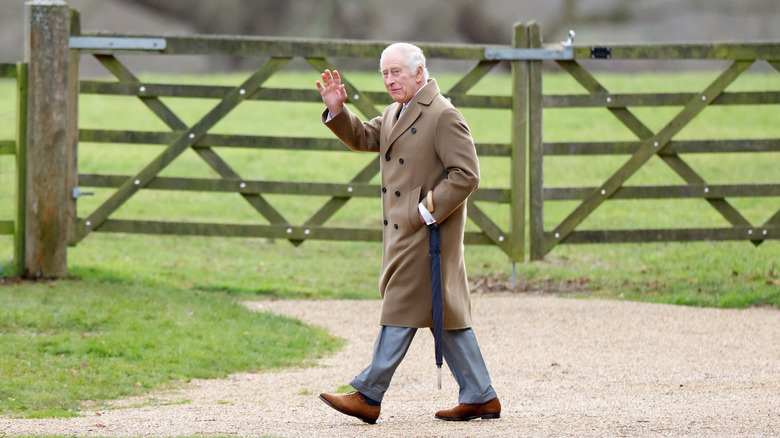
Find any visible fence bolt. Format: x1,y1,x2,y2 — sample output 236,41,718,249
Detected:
653,141,659,147
606,97,611,103
304,229,311,235
353,94,359,100
601,189,607,195
702,95,707,101
239,89,245,95
188,133,195,139
748,229,753,235
240,182,246,188
347,186,353,192
139,86,145,93
704,187,709,193
763,230,768,235
134,179,140,185
85,221,91,227
286,228,292,234
498,236,504,242
554,233,560,238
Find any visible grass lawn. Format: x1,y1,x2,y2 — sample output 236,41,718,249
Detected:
0,66,778,418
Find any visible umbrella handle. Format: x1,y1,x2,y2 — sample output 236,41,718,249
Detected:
427,190,434,213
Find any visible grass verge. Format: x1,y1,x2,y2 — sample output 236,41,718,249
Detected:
0,275,343,418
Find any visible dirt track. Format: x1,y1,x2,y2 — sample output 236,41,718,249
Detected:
2,294,779,437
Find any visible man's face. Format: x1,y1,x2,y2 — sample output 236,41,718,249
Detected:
381,50,423,104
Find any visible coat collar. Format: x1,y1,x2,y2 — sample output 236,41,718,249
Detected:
386,79,439,148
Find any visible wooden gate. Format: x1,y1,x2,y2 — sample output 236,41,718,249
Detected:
525,22,780,260
0,62,27,275
69,16,527,262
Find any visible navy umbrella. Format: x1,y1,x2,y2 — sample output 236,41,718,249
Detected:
427,191,444,389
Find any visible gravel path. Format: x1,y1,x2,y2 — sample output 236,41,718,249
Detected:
2,294,779,437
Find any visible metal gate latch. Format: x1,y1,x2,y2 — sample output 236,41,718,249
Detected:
72,187,95,199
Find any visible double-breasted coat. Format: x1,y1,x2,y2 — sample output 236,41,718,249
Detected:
323,79,480,330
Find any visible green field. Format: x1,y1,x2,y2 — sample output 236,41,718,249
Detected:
0,67,778,417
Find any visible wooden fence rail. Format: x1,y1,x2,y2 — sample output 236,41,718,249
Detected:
4,1,778,277
0,62,27,276
526,22,780,259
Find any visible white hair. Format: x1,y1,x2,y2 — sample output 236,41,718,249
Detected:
380,42,429,81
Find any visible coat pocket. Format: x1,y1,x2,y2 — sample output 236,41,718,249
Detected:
406,186,424,232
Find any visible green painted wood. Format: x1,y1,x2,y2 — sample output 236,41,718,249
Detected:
82,218,496,245
0,63,17,78
544,139,780,155
573,43,780,60
546,60,754,254
79,129,513,156
509,22,529,262
14,62,27,276
466,199,511,255
446,60,501,94
66,9,81,247
80,81,511,110
544,183,780,200
0,141,15,155
77,33,491,60
0,221,14,235
300,58,383,234
303,158,379,228
528,22,546,261
548,59,768,249
554,226,779,244
94,55,189,130
84,55,293,240
77,173,509,202
555,61,655,139
544,91,780,108
79,57,291,241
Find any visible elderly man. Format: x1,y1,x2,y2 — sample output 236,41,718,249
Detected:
316,42,500,424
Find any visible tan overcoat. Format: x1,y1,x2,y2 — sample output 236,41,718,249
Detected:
323,79,480,329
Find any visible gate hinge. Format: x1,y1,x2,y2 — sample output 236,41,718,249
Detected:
69,36,167,52
484,30,575,61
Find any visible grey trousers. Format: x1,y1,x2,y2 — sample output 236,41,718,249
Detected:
349,325,498,404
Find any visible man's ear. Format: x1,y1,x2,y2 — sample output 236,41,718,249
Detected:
416,65,425,82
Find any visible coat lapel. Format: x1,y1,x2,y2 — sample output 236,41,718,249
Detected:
385,79,440,151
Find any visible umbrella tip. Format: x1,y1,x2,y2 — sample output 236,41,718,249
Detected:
437,365,442,389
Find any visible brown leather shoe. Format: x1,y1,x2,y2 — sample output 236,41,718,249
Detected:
435,397,501,421
319,392,380,424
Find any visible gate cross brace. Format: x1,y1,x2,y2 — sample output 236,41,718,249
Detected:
556,60,771,245
77,56,290,241
84,56,297,242
546,60,755,254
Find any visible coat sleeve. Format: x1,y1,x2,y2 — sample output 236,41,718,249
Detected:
430,106,480,223
321,106,382,153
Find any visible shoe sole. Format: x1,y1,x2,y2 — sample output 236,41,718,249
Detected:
435,412,501,421
319,395,378,424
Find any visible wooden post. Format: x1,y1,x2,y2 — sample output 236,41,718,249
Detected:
23,0,71,278
66,9,80,247
509,22,528,264
527,22,545,260
15,63,28,276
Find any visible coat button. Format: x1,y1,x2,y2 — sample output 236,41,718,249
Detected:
382,187,387,193
395,191,401,197
399,158,404,164
384,220,388,226
411,127,417,134
385,154,391,161
394,224,399,229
